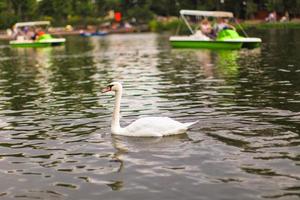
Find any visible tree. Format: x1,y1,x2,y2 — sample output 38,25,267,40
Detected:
37,0,71,24
0,0,37,28
94,0,120,16
1,0,300,29
71,0,95,17
0,1,16,28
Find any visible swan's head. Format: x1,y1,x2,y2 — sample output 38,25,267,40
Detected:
102,82,122,93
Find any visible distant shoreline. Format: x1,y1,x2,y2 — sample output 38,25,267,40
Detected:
239,19,300,29
1,19,300,41
0,25,149,40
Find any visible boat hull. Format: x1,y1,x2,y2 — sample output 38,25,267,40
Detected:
80,32,108,37
10,38,66,48
170,36,262,50
170,37,242,50
240,38,262,49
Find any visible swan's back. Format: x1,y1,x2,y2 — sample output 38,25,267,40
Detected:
121,117,196,137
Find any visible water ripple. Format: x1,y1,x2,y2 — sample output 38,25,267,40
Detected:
0,32,299,199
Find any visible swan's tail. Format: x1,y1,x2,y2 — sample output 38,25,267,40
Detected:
184,120,199,128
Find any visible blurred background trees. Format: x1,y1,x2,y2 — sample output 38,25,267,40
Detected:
0,0,299,29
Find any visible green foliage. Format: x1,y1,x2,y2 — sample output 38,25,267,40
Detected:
11,0,37,19
245,0,258,19
71,0,95,17
258,21,300,29
149,18,190,34
37,0,71,24
0,0,37,28
150,0,180,16
265,0,300,17
0,0,300,29
0,13,18,29
39,16,54,24
67,16,102,26
127,6,154,23
239,21,300,30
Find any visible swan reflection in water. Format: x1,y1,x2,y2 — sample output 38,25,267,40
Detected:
109,133,191,190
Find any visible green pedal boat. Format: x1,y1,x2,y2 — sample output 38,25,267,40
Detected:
9,21,66,48
170,10,262,50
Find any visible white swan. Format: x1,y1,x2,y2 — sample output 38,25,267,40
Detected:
102,82,198,137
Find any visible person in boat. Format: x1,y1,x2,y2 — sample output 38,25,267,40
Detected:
31,27,46,40
11,25,20,40
199,18,216,39
214,17,236,33
25,27,36,40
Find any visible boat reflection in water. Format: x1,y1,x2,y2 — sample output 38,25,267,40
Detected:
171,48,261,80
11,45,65,68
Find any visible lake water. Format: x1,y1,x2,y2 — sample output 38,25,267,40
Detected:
0,30,299,200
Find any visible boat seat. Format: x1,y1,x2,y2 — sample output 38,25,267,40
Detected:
191,30,211,41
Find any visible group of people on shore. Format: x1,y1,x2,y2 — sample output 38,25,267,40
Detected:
194,17,236,40
265,11,290,22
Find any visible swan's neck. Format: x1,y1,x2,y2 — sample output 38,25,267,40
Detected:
111,89,122,133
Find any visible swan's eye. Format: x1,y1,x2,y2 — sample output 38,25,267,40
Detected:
108,84,113,89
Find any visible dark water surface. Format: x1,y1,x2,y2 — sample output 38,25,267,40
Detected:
0,30,300,200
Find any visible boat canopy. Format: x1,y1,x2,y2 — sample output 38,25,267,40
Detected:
180,10,234,18
15,21,50,28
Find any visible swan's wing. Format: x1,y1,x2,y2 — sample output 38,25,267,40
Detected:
183,120,199,127
123,117,194,137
